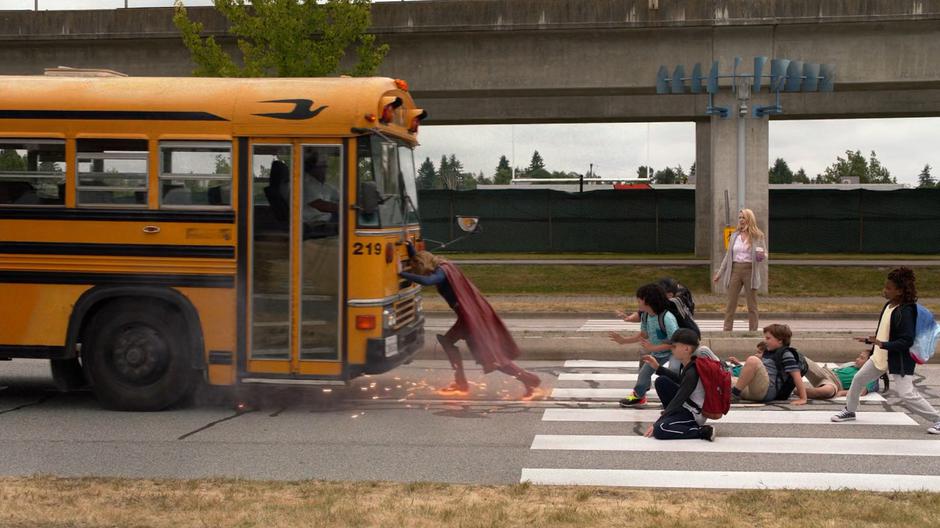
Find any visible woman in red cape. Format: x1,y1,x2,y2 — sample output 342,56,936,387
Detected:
399,245,541,397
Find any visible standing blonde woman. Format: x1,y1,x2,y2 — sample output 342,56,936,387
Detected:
713,208,766,331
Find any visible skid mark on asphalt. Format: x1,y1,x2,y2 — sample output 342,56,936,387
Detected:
0,393,54,415
177,409,255,440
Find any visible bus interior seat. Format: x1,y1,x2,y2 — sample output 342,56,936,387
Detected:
0,180,39,204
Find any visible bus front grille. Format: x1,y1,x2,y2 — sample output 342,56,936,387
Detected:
393,296,417,330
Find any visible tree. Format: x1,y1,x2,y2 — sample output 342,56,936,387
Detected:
438,155,454,190
918,164,935,188
493,155,512,184
689,162,696,182
768,157,794,184
527,151,546,174
820,150,894,184
868,151,894,183
417,157,437,190
637,165,653,179
793,167,810,184
173,0,388,77
214,154,231,175
475,171,492,185
0,149,26,172
653,167,677,184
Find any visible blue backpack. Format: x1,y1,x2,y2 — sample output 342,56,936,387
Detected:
911,304,940,365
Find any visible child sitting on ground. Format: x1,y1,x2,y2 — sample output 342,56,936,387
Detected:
642,328,716,441
727,324,808,405
730,347,877,400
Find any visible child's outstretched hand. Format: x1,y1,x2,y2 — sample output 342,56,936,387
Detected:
609,332,628,345
640,354,660,370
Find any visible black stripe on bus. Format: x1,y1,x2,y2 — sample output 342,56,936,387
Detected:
0,208,235,223
236,137,249,376
0,345,67,360
0,110,228,121
0,271,233,288
0,242,234,259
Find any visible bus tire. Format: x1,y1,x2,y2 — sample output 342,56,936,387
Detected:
50,358,87,392
82,300,197,411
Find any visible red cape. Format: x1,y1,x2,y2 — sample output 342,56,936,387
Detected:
439,261,521,372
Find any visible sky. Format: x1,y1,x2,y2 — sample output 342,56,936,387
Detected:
7,0,939,185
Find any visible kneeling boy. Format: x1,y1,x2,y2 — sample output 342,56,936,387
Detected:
643,328,716,441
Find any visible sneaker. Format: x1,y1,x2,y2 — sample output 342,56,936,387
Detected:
928,422,940,435
700,425,716,442
831,409,856,422
730,393,742,404
619,393,647,407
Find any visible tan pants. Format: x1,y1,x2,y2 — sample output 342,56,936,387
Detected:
737,361,771,402
805,358,842,391
724,262,759,331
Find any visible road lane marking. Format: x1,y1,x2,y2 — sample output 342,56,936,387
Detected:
558,373,639,381
563,360,639,368
519,468,940,491
541,408,917,425
549,388,886,402
530,435,940,456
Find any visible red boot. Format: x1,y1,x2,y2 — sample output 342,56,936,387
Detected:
516,370,541,398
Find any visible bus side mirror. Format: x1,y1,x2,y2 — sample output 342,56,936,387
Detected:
358,181,380,215
456,216,481,233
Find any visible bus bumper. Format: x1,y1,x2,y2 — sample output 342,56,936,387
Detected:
363,316,424,375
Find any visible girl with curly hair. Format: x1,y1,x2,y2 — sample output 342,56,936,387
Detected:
610,283,681,407
832,267,940,434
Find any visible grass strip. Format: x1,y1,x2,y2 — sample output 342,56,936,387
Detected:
2,477,938,528
453,265,940,297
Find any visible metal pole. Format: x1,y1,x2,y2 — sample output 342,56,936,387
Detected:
735,78,750,210
737,113,745,209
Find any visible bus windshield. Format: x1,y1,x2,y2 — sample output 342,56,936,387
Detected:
358,136,419,227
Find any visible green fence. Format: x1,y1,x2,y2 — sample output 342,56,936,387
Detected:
418,188,940,254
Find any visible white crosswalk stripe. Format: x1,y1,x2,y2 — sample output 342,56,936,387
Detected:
549,387,887,402
520,469,940,492
530,435,940,456
563,360,639,368
541,408,917,425
521,359,937,491
558,372,639,381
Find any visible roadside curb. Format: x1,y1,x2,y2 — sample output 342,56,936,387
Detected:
426,311,877,320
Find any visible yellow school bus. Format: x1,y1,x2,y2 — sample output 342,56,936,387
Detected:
0,72,427,410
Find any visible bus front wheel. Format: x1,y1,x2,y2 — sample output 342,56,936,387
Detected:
82,300,197,411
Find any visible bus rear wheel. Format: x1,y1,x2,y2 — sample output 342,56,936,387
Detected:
82,300,197,411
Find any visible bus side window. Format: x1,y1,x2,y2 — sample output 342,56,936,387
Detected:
0,139,66,206
159,141,232,209
77,139,148,207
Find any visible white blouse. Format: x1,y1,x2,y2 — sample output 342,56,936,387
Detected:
732,234,752,263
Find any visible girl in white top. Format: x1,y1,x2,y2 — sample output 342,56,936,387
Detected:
831,267,940,434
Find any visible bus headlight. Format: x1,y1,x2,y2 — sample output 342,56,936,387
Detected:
382,308,396,329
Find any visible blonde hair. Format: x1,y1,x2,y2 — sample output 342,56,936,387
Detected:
738,208,765,242
410,250,446,275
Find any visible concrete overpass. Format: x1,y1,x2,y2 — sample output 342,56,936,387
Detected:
1,0,939,289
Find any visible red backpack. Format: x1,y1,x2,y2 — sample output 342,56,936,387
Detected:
695,355,732,420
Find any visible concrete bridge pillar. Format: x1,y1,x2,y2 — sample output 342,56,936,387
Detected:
695,92,770,294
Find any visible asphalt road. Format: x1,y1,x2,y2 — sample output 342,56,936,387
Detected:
3,358,940,490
